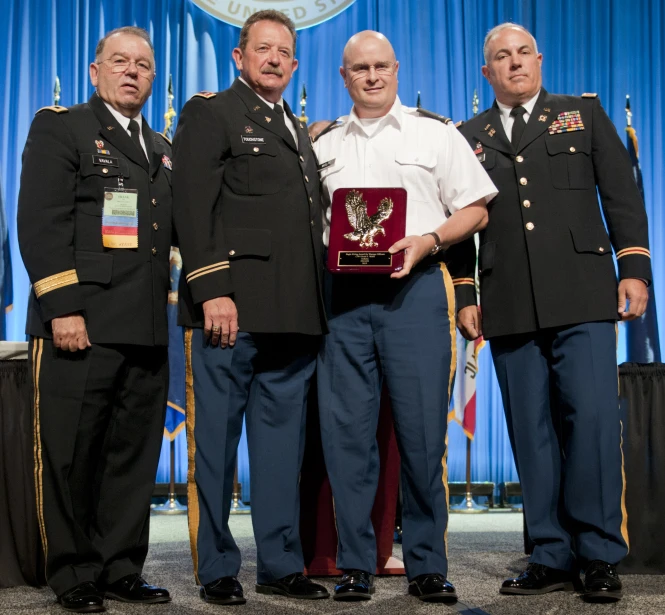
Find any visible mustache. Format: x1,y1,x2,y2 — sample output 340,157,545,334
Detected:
261,67,283,76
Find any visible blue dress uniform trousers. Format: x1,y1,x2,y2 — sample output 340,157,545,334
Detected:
490,321,628,571
317,262,456,580
185,329,318,585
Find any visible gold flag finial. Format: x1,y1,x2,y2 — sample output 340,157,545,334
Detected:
163,74,176,139
472,89,479,117
299,84,308,125
54,76,61,106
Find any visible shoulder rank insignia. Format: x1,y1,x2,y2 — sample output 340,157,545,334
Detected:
416,107,452,124
192,91,216,99
454,120,464,128
313,119,342,143
581,92,598,98
159,133,172,146
36,105,68,115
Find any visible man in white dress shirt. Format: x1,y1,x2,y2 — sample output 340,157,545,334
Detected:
313,30,497,603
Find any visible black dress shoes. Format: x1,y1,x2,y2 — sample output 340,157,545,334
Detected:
255,572,329,599
104,574,170,603
583,560,623,602
500,563,575,595
200,576,246,605
333,570,375,601
58,582,105,613
408,574,457,602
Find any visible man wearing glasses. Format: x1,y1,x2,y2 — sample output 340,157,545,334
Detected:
18,26,172,612
313,31,496,602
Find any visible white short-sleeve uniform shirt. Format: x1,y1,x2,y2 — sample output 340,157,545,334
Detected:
313,97,498,247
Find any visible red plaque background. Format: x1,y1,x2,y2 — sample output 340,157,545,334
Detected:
327,187,407,274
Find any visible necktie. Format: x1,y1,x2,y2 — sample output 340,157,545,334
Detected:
273,103,297,146
128,119,146,159
510,106,527,151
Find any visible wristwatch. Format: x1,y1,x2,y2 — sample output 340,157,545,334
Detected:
422,231,444,255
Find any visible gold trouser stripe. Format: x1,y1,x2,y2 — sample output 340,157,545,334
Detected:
186,261,230,282
32,338,48,563
440,263,457,557
33,270,79,298
184,328,201,584
186,264,230,284
619,420,629,551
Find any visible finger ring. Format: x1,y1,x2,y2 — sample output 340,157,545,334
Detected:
211,325,221,332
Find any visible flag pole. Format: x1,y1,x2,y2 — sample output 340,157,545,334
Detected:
451,89,487,514
153,76,186,515
53,76,61,106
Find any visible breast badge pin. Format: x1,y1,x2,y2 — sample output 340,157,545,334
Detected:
538,115,548,122
265,116,272,123
245,126,254,134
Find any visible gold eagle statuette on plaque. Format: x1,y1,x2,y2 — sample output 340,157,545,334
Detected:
343,189,394,248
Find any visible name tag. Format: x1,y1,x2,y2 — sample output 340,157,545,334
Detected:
317,159,335,171
102,188,138,248
93,155,118,167
241,136,265,144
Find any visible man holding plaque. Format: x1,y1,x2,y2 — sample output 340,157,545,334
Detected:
18,27,172,612
172,10,328,605
454,24,651,602
313,31,497,602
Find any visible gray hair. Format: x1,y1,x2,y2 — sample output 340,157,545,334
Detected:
95,26,154,61
483,23,538,64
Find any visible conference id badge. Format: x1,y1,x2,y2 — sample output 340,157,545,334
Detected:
102,188,139,248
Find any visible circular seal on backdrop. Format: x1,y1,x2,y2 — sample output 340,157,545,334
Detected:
190,0,356,30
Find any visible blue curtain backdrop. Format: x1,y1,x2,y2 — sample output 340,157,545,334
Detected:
1,0,663,495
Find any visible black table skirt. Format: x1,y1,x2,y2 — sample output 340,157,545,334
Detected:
618,362,665,574
0,359,45,588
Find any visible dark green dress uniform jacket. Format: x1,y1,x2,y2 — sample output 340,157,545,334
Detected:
449,89,652,339
18,93,173,346
172,79,326,335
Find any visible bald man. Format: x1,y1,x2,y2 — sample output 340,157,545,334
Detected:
313,31,497,602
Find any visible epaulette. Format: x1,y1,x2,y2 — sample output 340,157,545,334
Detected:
36,105,68,115
159,132,172,146
313,119,342,143
417,107,452,124
581,93,598,99
192,91,216,99
454,120,464,128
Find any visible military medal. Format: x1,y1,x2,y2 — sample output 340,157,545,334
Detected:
548,110,584,134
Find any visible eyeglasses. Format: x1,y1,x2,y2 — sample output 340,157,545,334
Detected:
346,62,396,78
98,57,154,77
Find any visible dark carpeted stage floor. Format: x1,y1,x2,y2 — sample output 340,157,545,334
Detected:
1,513,662,615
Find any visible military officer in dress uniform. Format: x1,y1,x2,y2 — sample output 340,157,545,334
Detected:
172,10,328,605
313,31,497,603
452,23,651,603
17,27,172,613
